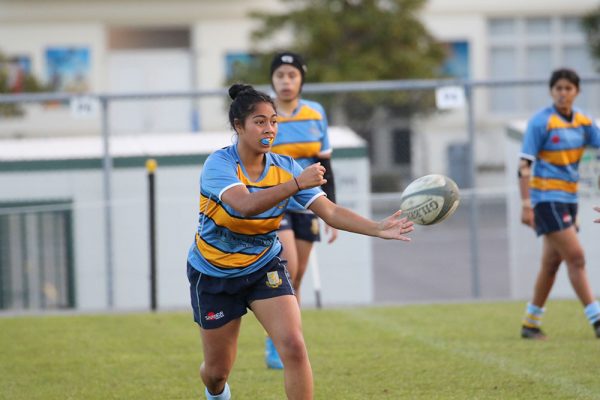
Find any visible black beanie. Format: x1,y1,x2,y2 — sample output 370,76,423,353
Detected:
270,52,307,81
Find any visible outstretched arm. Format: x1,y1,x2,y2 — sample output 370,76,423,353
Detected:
308,196,414,241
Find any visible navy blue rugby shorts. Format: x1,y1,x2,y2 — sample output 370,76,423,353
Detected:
533,201,578,237
278,212,321,242
187,254,294,329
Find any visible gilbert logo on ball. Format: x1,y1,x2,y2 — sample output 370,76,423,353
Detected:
399,174,460,225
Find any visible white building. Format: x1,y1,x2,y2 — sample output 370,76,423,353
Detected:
1,0,598,177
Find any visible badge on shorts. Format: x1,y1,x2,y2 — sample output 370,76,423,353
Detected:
311,218,319,235
266,271,282,288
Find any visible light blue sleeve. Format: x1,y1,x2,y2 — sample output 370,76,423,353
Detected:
317,103,331,154
585,118,600,148
200,150,243,200
521,115,546,160
291,158,325,208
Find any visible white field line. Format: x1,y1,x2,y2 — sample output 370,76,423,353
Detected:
344,310,600,399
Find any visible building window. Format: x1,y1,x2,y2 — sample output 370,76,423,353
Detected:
488,16,598,114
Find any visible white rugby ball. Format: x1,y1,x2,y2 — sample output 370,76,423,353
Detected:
399,174,460,225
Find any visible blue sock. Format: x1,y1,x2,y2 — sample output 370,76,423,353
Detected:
584,301,600,325
523,302,544,328
205,382,230,400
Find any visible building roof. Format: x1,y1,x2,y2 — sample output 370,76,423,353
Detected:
0,127,367,171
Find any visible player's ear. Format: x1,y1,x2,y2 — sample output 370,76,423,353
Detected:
233,118,243,134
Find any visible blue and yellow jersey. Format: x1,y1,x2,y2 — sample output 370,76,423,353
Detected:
520,106,600,205
271,98,331,211
187,144,325,277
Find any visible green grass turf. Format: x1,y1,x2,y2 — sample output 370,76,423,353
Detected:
1,299,599,399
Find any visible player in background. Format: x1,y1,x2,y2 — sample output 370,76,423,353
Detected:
187,83,414,399
265,51,338,369
518,68,600,340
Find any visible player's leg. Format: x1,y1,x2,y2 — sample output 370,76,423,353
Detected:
199,320,241,398
521,236,562,339
291,214,321,304
188,263,244,399
531,235,562,307
545,226,593,305
522,202,562,339
251,295,313,400
265,214,297,369
545,224,600,335
293,239,314,304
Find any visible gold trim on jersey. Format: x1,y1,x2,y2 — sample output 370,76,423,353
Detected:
236,164,294,187
530,177,578,193
278,105,323,122
271,142,321,159
200,195,283,235
538,148,584,166
546,113,592,131
195,233,270,269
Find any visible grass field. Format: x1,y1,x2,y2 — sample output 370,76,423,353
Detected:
1,299,599,400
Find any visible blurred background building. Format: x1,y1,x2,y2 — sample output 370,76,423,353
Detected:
0,0,598,181
1,0,600,312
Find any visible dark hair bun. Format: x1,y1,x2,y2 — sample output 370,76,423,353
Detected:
229,83,253,100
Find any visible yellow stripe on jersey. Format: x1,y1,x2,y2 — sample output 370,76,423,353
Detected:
538,148,584,166
271,142,321,159
196,234,270,269
530,177,578,193
546,113,593,131
200,195,283,234
278,105,323,123
236,164,294,187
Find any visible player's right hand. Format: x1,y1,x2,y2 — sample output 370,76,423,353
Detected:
521,206,535,229
297,162,327,190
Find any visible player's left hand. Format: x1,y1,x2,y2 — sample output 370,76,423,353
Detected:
324,224,338,244
377,210,414,241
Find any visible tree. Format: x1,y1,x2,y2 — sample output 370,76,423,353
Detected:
231,0,445,121
582,7,600,70
230,0,447,191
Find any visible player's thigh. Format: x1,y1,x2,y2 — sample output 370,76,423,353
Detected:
250,295,305,354
278,229,299,277
199,318,242,371
545,226,584,263
294,238,314,281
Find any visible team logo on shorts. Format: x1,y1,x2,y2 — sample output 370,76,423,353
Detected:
562,213,572,224
311,218,319,235
205,311,224,321
266,271,282,288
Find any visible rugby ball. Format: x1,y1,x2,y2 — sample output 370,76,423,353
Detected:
399,174,460,225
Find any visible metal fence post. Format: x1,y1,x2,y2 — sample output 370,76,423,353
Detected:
100,97,115,308
465,83,481,298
